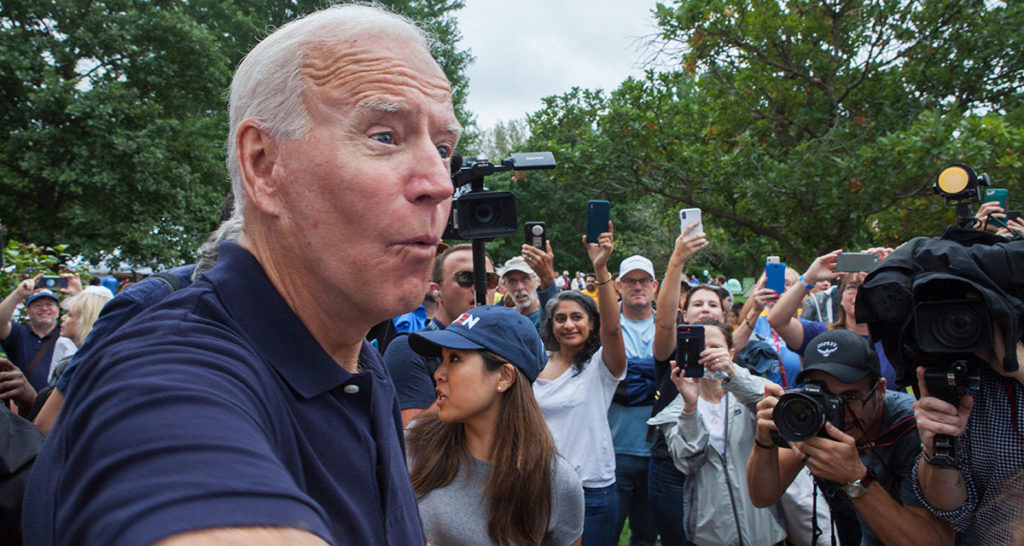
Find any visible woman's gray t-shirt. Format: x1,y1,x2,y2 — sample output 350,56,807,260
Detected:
417,455,583,545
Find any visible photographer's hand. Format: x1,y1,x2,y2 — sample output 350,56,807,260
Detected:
0,358,37,417
912,366,973,458
793,423,866,484
755,382,784,447
913,366,970,512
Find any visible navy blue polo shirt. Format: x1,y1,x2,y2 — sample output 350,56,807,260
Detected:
1,321,60,391
23,243,424,545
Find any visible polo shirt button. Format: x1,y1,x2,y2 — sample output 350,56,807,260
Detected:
343,384,360,394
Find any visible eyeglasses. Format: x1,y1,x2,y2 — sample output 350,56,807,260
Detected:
620,277,654,287
841,380,880,407
452,270,499,289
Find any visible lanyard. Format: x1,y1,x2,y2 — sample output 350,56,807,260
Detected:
771,329,790,388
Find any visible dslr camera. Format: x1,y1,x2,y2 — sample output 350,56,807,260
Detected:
772,383,845,443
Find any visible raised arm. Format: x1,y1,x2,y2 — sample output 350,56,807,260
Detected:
767,250,841,350
747,383,804,507
653,225,707,361
0,278,37,340
732,275,771,353
585,223,626,378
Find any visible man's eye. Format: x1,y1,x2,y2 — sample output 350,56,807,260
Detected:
373,133,394,144
437,145,451,159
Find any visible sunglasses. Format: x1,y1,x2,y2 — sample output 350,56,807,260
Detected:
453,270,500,289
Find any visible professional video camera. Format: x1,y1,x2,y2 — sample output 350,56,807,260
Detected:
444,151,556,305
444,152,556,240
772,383,845,443
856,164,1024,466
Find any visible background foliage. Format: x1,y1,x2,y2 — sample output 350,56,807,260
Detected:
2,0,1022,281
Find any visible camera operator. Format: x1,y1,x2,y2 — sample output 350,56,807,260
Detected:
748,330,953,546
912,332,1024,544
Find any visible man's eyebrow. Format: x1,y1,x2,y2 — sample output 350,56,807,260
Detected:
357,99,402,113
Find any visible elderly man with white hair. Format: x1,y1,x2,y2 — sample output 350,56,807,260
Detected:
24,5,459,545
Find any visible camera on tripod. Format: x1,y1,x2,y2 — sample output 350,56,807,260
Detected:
444,152,556,240
772,383,845,444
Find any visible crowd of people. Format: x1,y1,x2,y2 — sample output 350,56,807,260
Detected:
0,4,1021,546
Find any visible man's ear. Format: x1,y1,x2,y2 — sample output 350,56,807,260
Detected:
236,119,283,216
429,282,442,304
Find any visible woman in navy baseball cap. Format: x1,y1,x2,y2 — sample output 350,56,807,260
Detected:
405,305,584,546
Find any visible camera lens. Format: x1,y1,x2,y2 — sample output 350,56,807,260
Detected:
932,302,983,350
472,202,497,226
773,393,824,442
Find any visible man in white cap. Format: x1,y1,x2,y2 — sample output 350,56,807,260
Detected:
500,253,557,331
609,254,660,544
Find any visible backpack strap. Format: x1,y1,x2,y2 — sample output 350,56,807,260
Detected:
149,271,185,292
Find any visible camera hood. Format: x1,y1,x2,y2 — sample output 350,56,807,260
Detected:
856,231,1024,386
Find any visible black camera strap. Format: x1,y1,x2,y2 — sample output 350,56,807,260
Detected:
857,415,916,451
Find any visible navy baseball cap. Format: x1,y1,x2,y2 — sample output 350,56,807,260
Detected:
796,329,881,384
27,289,59,306
409,306,546,383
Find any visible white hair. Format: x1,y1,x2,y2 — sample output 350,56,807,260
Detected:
226,3,433,211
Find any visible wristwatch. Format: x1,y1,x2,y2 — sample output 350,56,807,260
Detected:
842,466,876,499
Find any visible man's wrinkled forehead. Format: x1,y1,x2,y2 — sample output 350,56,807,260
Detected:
300,35,455,110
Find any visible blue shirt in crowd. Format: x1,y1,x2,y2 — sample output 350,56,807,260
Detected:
1,322,60,391
23,243,423,545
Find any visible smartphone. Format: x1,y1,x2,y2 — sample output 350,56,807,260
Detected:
586,200,610,244
525,221,547,249
836,252,878,272
766,256,780,263
679,208,703,235
35,276,68,290
764,261,786,295
1007,210,1022,222
676,325,705,378
984,188,1008,211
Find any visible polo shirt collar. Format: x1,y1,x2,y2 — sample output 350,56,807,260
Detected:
205,242,364,399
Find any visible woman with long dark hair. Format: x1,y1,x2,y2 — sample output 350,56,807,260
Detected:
406,305,584,546
535,226,626,546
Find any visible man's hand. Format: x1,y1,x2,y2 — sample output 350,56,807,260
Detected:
755,383,785,446
0,358,37,416
583,221,614,271
793,422,867,484
802,249,843,285
62,273,84,296
521,241,555,290
913,366,972,459
14,277,37,298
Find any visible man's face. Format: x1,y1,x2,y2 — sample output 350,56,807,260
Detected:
585,275,596,291
27,298,59,332
502,270,538,312
618,270,657,311
802,371,884,442
436,250,494,322
264,34,460,322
